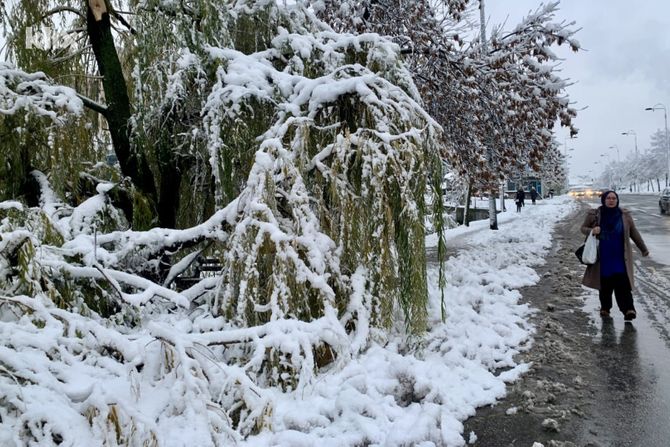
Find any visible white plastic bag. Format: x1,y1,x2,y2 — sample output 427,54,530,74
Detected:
582,233,599,265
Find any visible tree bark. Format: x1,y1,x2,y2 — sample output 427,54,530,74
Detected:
463,181,472,226
86,1,159,221
21,148,40,207
157,154,182,229
488,185,498,230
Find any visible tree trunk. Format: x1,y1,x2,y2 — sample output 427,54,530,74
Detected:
21,148,40,207
463,181,472,226
488,185,498,230
157,159,182,229
86,1,160,223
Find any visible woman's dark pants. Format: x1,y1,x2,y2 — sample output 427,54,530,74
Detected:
599,272,634,314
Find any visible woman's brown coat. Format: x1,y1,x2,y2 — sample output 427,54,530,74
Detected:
580,207,649,290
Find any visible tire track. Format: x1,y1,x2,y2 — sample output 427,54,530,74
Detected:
635,260,670,347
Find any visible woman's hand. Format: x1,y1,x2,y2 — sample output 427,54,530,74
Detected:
591,226,601,236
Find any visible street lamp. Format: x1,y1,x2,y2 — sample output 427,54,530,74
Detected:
600,153,614,188
621,130,638,156
645,103,670,186
608,145,620,163
621,131,638,192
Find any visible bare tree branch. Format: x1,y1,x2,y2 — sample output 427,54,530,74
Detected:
42,6,86,21
76,92,108,115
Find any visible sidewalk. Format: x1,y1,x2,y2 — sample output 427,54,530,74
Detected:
459,201,603,446
243,198,585,446
421,197,590,445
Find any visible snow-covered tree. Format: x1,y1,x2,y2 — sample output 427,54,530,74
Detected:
536,141,567,193
640,130,669,188
592,130,669,192
314,0,579,189
0,1,447,444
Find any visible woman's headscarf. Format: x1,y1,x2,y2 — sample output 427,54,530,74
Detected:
600,190,622,233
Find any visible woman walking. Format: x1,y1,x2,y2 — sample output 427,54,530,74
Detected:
581,191,649,320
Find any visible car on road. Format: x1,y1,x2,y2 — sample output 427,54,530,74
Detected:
568,186,599,198
660,188,670,214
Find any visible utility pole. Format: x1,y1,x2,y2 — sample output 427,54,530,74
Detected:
480,0,498,230
622,131,638,192
646,104,670,187
608,145,620,163
621,130,638,156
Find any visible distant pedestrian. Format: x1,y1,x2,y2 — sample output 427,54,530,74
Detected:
515,187,525,212
580,190,649,320
548,189,554,199
530,186,538,204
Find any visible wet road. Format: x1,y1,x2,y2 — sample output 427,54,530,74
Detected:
577,194,670,446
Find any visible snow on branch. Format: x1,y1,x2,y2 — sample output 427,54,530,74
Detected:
0,62,83,121
200,29,441,338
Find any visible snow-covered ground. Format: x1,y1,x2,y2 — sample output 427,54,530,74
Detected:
243,196,578,446
0,196,579,446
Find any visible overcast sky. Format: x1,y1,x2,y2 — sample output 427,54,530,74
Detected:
487,0,670,184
